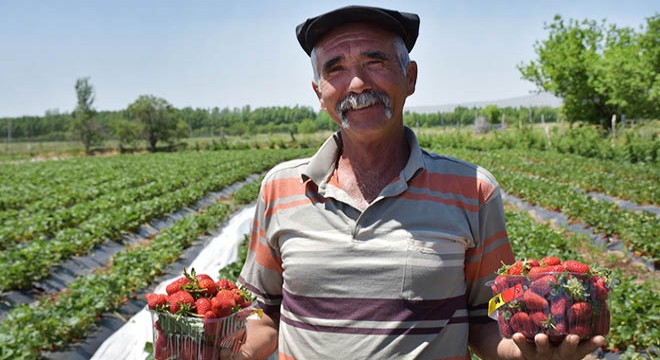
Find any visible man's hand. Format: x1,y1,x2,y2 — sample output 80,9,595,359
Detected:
470,322,607,360
507,332,606,360
220,312,278,360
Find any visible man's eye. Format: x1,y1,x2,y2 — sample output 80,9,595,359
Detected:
327,66,344,74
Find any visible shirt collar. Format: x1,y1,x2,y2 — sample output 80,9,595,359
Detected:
301,126,425,188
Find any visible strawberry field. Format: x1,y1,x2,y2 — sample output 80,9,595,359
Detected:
0,129,658,359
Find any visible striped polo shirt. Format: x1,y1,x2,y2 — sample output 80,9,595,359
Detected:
238,127,514,360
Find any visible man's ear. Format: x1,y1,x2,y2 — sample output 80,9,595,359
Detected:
406,61,418,96
312,81,327,111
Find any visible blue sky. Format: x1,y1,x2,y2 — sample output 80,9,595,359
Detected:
0,0,657,117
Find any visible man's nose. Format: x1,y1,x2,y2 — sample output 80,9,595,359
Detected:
347,67,371,93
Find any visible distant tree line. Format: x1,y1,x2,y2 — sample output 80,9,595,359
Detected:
404,105,560,128
0,101,561,145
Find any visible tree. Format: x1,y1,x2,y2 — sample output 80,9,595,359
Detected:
111,118,141,152
480,105,501,125
518,15,659,128
127,95,179,152
595,15,659,120
72,77,103,154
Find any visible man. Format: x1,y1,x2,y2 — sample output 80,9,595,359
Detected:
235,5,606,359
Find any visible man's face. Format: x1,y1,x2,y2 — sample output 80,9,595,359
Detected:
312,23,417,135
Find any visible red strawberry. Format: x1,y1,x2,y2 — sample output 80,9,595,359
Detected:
168,290,195,314
203,310,221,335
231,288,247,307
540,256,561,266
216,278,237,290
528,265,566,279
198,278,218,296
523,288,549,312
527,266,544,279
146,293,168,310
530,275,558,295
548,318,568,343
529,311,549,327
166,277,192,295
493,275,508,293
154,333,173,360
569,323,593,339
509,312,536,338
526,258,540,268
591,277,609,301
211,296,235,317
504,261,525,275
498,314,513,338
216,288,235,300
568,302,593,321
550,295,569,318
195,297,213,315
544,264,566,273
554,318,567,334
204,310,218,319
196,273,213,282
563,260,590,274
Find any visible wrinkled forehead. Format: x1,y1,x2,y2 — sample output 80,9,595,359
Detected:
313,22,398,56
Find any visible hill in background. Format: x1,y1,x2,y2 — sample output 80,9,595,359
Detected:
406,92,562,113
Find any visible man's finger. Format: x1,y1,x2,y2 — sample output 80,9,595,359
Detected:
571,336,607,359
557,334,582,359
534,333,552,357
512,333,536,358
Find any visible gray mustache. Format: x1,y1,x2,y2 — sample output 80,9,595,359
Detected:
336,90,391,115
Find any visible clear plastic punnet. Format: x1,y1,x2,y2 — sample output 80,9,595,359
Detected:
487,268,612,343
150,306,258,359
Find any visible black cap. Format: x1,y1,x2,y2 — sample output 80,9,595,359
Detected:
296,5,420,56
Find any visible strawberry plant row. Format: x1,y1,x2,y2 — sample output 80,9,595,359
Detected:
0,175,192,250
498,170,658,265
0,155,154,212
0,198,234,359
435,146,659,265
0,151,272,247
0,151,256,249
503,207,659,353
0,149,310,291
476,148,658,206
0,155,193,223
0,150,275,220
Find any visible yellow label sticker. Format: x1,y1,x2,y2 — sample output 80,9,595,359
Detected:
488,284,524,316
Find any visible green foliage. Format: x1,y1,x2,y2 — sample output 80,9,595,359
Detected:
519,14,659,127
72,77,104,154
127,95,179,152
231,178,263,205
405,106,561,128
436,145,660,265
0,201,232,358
479,105,501,124
607,270,660,352
422,123,658,165
111,118,142,151
0,149,309,291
